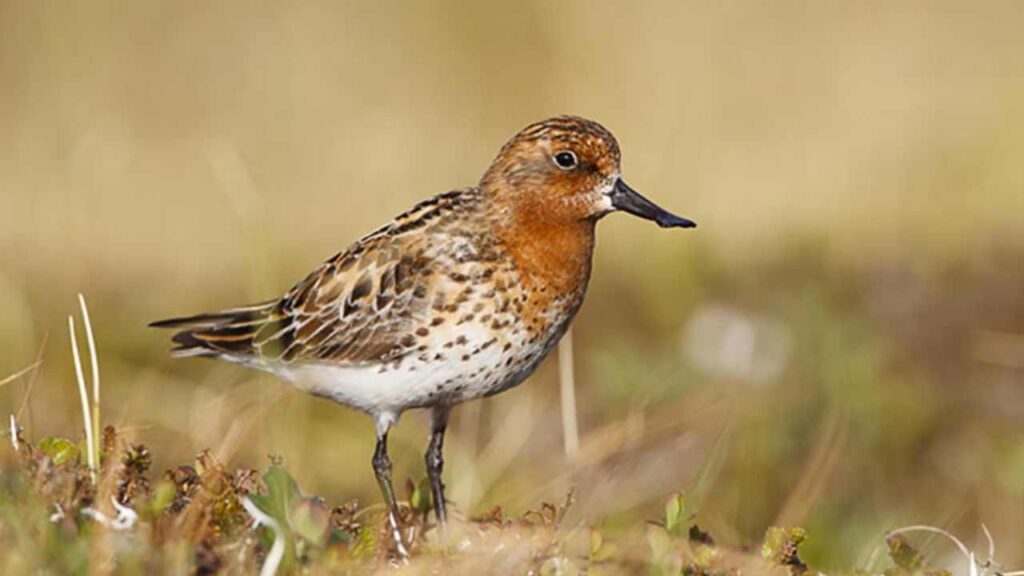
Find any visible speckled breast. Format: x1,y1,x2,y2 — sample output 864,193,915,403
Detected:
374,253,587,409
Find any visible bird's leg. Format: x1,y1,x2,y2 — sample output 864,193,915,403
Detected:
372,414,408,558
425,406,450,526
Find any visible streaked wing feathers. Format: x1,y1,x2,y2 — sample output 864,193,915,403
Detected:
152,188,484,366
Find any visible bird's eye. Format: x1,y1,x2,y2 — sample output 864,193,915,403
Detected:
554,151,578,170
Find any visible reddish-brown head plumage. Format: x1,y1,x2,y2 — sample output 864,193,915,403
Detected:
481,115,621,220
479,116,624,302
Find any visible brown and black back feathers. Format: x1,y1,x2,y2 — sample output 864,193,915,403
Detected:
152,188,494,367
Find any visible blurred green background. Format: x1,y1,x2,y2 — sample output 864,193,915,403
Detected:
1,1,1023,570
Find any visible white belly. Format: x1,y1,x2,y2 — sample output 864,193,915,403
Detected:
269,320,551,415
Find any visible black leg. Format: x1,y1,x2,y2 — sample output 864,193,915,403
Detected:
372,416,408,557
425,406,450,525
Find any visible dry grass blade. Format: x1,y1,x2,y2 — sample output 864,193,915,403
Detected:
16,332,48,421
0,362,41,388
774,408,847,527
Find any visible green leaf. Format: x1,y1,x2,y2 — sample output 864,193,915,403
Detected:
664,492,686,536
249,465,302,529
351,527,377,559
410,476,432,514
38,437,80,465
248,465,331,555
149,480,176,515
588,529,617,563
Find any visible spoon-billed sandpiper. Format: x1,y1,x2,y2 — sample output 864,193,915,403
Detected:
152,115,695,554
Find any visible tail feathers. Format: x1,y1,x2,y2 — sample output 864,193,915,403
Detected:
150,300,280,359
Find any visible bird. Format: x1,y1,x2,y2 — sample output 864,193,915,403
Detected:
151,115,695,555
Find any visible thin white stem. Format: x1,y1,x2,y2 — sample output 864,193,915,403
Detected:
68,316,96,480
8,414,17,451
887,525,972,558
558,328,580,459
78,295,100,410
78,294,101,469
81,498,138,531
981,523,995,566
109,497,138,530
49,504,65,523
241,497,285,576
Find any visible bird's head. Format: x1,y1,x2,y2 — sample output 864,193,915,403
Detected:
480,116,696,229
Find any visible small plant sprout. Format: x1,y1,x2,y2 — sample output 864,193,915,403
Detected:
242,496,286,576
68,293,102,481
663,492,686,536
762,526,809,574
